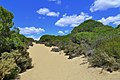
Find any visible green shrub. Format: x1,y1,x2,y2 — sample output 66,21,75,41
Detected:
71,19,104,34
39,19,120,72
0,52,20,80
0,6,33,79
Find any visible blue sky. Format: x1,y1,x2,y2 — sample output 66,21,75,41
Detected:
0,0,120,40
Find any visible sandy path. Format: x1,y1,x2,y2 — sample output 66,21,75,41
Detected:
20,44,120,80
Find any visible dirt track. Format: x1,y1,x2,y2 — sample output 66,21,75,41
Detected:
20,43,120,80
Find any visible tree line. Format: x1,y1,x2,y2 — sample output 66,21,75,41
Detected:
0,6,34,80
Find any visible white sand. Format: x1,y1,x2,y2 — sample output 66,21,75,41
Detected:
20,43,120,80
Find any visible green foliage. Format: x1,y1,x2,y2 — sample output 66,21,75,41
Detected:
0,6,14,53
0,50,32,80
39,19,120,72
40,34,70,47
93,26,113,33
0,6,33,79
73,23,120,71
89,48,120,72
0,52,20,80
72,32,98,44
0,6,14,37
11,50,32,72
71,19,104,34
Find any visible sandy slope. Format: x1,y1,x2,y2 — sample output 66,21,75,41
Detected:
20,43,120,80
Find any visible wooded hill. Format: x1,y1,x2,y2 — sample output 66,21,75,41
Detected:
39,19,120,73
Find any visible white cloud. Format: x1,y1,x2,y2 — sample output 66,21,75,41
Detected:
37,8,60,17
18,27,45,34
58,30,70,35
98,14,120,25
58,31,64,35
65,30,69,33
48,0,61,5
113,21,120,25
27,35,41,40
90,0,120,12
37,8,49,15
47,12,59,17
55,12,92,27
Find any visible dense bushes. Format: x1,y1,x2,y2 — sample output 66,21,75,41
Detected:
71,19,104,34
39,19,120,72
40,34,70,47
88,37,120,72
0,52,20,80
0,6,33,80
71,22,120,72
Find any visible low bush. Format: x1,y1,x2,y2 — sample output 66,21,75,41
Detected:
51,48,61,52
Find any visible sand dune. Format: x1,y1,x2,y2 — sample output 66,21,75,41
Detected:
20,43,120,80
